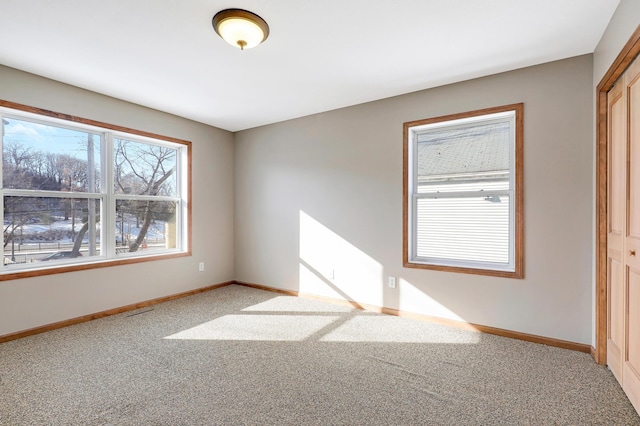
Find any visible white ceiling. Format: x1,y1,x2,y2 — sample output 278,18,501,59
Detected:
0,1,620,132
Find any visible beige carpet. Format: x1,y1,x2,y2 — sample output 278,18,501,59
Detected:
0,284,638,425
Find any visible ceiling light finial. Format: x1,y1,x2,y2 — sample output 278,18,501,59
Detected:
212,9,269,50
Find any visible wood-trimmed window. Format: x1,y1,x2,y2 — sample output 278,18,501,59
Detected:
403,104,523,278
0,100,191,280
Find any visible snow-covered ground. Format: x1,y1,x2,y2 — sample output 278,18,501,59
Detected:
4,215,169,263
6,215,167,244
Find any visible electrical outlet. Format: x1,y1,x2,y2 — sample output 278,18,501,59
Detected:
388,276,396,288
198,262,205,272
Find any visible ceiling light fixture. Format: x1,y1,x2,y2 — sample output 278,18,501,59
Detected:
212,9,269,50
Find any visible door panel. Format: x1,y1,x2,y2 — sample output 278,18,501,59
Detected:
609,89,624,236
608,258,624,381
623,58,640,414
608,79,626,383
624,267,640,413
629,73,640,239
627,269,640,373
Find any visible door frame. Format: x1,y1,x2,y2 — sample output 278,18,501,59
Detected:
595,24,640,365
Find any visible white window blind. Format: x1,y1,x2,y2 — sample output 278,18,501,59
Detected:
415,196,510,263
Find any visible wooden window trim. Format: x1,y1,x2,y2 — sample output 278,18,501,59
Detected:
403,103,524,279
0,99,192,281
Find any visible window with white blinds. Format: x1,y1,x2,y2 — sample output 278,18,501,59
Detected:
403,104,523,278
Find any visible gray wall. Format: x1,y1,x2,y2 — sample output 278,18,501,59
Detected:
235,55,594,344
593,0,640,84
0,65,235,336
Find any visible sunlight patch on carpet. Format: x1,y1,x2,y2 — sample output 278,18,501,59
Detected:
164,314,339,341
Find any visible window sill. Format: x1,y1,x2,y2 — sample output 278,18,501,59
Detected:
0,251,191,281
403,260,523,279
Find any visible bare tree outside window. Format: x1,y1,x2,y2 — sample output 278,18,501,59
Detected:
114,138,177,252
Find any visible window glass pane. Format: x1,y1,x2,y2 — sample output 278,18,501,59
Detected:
4,196,101,264
115,199,177,254
114,138,177,197
417,121,510,192
2,118,101,192
416,196,509,264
